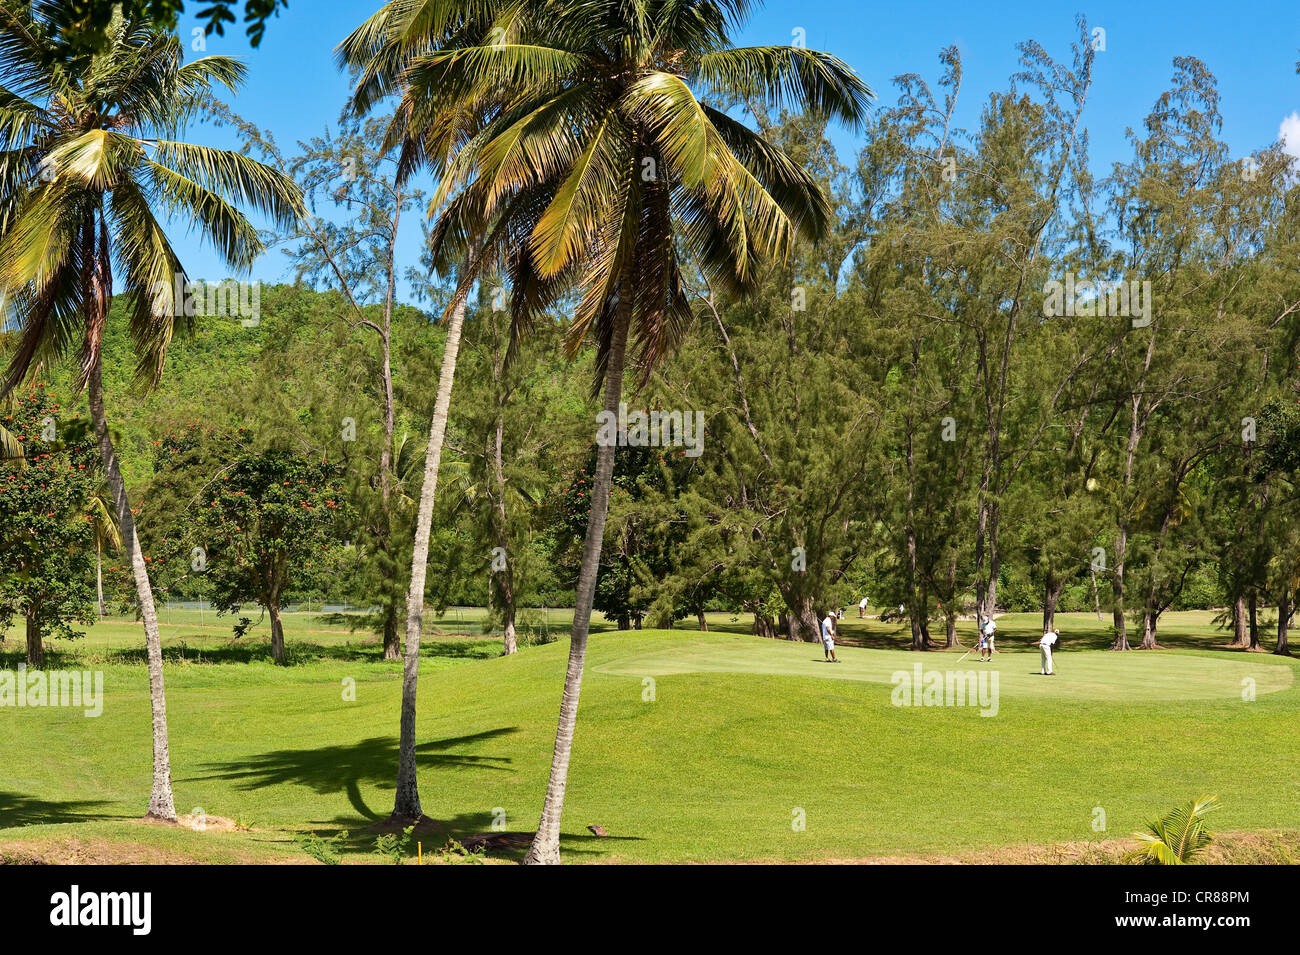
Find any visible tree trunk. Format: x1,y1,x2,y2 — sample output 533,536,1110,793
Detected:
392,255,475,822
753,613,776,639
1276,588,1291,656
696,610,708,632
382,600,400,661
1231,593,1248,647
784,594,819,642
984,503,1002,619
25,609,43,668
1110,525,1130,649
943,553,960,648
1140,608,1159,650
491,411,518,656
497,573,517,654
1089,564,1103,621
89,358,176,821
501,604,518,655
268,598,286,665
972,495,990,622
1042,576,1065,632
524,280,633,866
97,540,106,616
1248,590,1259,650
904,537,928,650
907,597,932,651
378,191,402,665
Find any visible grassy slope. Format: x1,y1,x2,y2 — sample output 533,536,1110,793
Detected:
2,611,1298,863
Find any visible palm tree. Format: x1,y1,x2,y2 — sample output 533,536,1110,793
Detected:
409,0,871,862
0,4,302,820
1125,795,1221,865
338,0,520,823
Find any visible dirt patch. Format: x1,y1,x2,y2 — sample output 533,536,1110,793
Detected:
176,813,241,833
696,829,1300,865
0,836,208,865
137,812,244,833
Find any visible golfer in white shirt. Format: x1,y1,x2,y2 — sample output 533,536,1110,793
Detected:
821,611,840,663
1037,629,1059,675
858,596,869,618
979,616,996,662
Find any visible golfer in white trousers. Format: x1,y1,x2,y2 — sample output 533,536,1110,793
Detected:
1037,629,1059,675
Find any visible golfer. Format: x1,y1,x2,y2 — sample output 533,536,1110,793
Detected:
979,615,996,662
1036,628,1059,675
821,610,840,663
858,596,869,618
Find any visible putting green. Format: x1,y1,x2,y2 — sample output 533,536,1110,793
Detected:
594,634,1294,702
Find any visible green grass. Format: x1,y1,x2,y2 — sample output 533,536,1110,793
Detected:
45,605,584,662
2,610,1298,863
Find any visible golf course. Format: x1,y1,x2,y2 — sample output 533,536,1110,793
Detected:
4,609,1297,864
3,0,1300,894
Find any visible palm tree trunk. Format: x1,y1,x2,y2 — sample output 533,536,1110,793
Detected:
379,199,401,663
524,288,633,865
89,357,176,821
391,262,475,822
492,410,518,656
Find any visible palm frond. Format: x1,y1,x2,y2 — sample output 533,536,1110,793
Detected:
150,140,305,229
1124,795,1220,865
693,45,874,129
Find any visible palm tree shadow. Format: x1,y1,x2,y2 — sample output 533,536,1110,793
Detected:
0,790,129,828
187,728,518,821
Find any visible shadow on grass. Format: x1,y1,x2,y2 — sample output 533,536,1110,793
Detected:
0,791,130,829
189,730,642,862
290,814,642,864
188,729,519,822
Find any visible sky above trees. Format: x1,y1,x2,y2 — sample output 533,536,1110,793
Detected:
164,0,1300,300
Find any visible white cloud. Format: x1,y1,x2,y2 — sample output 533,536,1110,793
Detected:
1279,111,1300,161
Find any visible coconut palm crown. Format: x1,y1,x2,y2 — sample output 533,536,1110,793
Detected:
0,1,303,821
0,1,302,393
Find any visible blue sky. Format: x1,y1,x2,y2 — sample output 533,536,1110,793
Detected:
170,0,1300,301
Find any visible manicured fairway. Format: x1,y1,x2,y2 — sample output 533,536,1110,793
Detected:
2,614,1299,863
